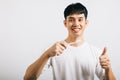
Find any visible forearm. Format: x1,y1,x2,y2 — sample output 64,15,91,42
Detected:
104,67,116,80
24,51,50,80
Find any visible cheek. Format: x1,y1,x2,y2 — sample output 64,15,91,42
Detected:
65,23,72,28
67,22,73,26
81,22,87,27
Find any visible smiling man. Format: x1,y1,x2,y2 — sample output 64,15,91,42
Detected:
24,2,116,80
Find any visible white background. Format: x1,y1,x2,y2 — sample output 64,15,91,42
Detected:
0,0,120,80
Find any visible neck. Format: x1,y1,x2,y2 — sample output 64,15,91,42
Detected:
65,36,84,47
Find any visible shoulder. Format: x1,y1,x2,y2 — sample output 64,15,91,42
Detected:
86,42,103,57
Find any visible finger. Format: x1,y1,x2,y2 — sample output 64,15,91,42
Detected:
60,41,68,49
100,62,110,68
56,45,65,54
100,58,107,63
56,51,60,56
58,47,64,53
100,62,107,66
101,47,107,56
56,48,65,56
55,49,62,56
59,45,66,50
99,55,107,60
100,56,110,64
57,42,66,50
101,65,108,69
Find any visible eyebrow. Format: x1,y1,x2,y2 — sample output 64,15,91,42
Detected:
68,16,83,19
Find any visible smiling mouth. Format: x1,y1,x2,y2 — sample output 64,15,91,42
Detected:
71,27,81,33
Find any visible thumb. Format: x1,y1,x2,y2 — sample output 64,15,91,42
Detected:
101,47,107,56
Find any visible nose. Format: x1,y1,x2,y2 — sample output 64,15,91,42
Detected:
73,20,79,27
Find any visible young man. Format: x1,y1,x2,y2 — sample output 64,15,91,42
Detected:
24,2,116,80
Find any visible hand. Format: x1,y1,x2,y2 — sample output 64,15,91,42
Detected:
46,41,67,57
99,47,111,70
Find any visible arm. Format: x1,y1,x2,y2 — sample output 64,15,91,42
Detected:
24,42,67,80
99,47,116,80
24,51,50,80
104,68,116,80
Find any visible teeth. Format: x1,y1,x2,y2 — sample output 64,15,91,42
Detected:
72,28,80,30
72,27,79,30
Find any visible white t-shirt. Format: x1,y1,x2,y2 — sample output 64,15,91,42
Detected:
38,42,105,80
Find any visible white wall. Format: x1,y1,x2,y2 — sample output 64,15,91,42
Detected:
0,0,120,80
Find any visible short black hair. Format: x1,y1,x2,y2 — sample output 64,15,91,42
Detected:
64,2,88,19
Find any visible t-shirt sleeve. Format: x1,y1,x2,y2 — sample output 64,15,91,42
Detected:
95,60,105,80
42,58,52,72
91,45,105,80
39,47,52,73
37,45,53,80
38,58,53,80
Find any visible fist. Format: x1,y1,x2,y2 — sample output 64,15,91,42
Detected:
99,47,111,70
46,41,67,57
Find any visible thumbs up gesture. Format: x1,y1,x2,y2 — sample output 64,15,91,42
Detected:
99,47,111,70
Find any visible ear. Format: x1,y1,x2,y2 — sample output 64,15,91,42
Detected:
85,19,89,27
63,20,67,28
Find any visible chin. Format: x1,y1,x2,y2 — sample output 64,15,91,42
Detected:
73,33,82,37
69,31,83,37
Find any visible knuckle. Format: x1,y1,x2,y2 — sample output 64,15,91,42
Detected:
55,49,58,53
55,46,58,49
54,42,58,47
56,42,60,45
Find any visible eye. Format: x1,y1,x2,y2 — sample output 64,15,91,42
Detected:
68,19,73,22
78,18,82,22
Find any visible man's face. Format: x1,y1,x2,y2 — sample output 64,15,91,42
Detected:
64,13,88,37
